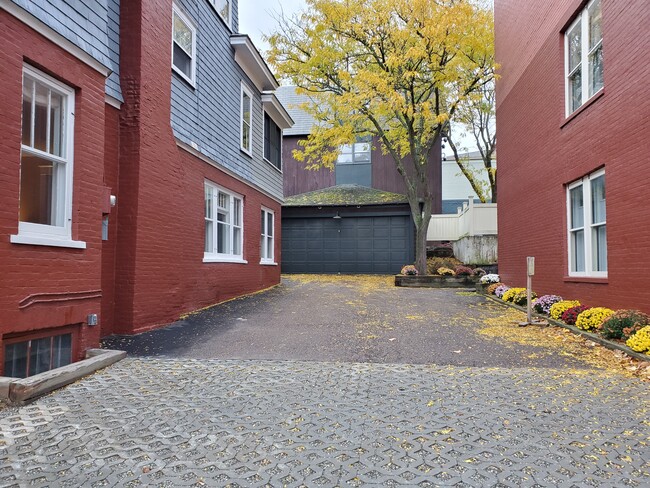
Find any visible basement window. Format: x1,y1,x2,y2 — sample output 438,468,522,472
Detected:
4,332,73,378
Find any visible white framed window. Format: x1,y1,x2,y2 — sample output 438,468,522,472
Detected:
260,208,275,264
565,0,603,116
240,83,253,155
208,0,231,30
567,169,606,277
204,182,246,263
263,111,282,171
172,4,196,85
337,136,371,165
10,65,84,249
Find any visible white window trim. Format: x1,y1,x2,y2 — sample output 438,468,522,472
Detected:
207,0,232,31
11,65,85,249
566,168,607,278
262,109,283,173
564,0,603,116
204,181,247,263
260,207,276,265
240,83,253,156
171,4,197,86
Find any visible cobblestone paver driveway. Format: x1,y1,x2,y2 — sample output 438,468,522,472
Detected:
2,276,649,487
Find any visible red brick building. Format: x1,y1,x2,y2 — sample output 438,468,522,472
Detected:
495,0,650,312
1,0,291,377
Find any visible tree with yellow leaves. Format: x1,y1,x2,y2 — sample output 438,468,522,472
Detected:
268,0,496,274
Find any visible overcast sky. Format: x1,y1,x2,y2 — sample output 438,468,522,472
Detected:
239,0,306,54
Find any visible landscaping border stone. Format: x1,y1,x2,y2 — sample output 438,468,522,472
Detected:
479,292,650,362
395,275,479,288
1,348,126,404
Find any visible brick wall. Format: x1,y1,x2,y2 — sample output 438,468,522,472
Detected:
495,0,650,313
111,0,281,334
0,11,107,366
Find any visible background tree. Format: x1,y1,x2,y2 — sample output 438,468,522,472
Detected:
268,0,496,274
444,79,497,203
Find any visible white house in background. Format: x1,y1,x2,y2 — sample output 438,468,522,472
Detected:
442,150,496,214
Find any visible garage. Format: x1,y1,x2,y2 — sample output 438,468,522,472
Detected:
282,186,415,274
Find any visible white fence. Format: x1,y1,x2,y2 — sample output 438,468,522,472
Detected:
427,198,497,241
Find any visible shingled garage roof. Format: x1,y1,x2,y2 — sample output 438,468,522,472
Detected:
283,185,409,207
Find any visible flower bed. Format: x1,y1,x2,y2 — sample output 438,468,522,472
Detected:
475,280,650,360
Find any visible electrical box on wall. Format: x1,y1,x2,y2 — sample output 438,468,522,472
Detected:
87,314,98,326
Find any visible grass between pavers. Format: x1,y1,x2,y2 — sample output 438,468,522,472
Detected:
478,293,650,381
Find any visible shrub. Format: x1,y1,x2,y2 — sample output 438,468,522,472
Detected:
575,307,615,331
561,305,590,325
487,283,502,295
437,267,455,276
549,300,581,320
600,310,650,340
502,287,526,303
400,265,418,276
494,284,510,298
473,268,487,277
480,273,500,284
626,326,650,355
512,290,537,306
454,265,474,276
427,256,463,275
533,295,563,315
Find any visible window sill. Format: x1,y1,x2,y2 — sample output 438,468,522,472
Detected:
563,276,608,284
172,68,196,89
260,261,277,266
203,256,248,264
240,147,253,158
561,89,605,128
11,234,86,249
263,158,283,174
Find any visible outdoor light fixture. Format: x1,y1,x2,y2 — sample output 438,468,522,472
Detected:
333,212,342,219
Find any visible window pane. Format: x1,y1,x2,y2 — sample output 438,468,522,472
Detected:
569,69,582,113
260,234,266,259
34,82,49,152
233,198,241,226
217,222,230,253
570,185,584,229
218,192,229,211
173,44,192,79
354,142,371,162
213,0,230,24
20,153,56,225
29,337,52,376
591,174,606,224
49,92,64,157
571,230,585,272
233,227,241,255
267,213,273,237
205,186,213,219
4,342,29,378
266,236,273,260
567,23,582,72
589,45,604,96
173,13,193,54
592,225,607,272
588,0,602,51
52,334,72,369
22,77,33,146
205,221,213,252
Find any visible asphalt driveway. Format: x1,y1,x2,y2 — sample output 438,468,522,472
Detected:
106,275,589,369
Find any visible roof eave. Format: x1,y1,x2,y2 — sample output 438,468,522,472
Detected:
230,35,279,92
261,92,294,129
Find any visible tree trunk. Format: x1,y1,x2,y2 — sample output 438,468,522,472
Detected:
414,219,429,276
